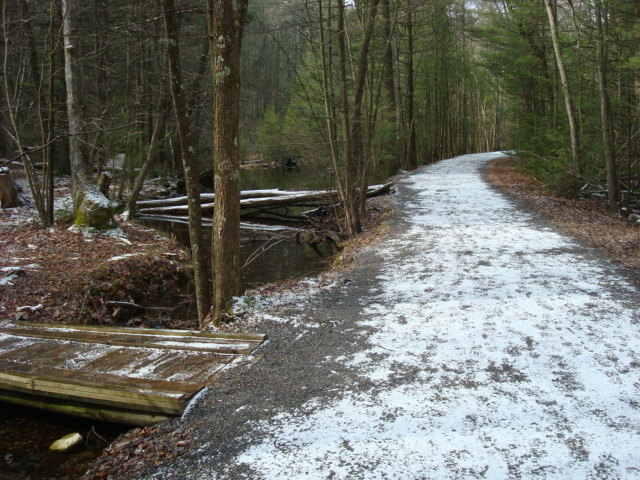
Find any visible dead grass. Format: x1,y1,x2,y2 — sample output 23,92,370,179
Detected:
332,194,397,271
485,157,640,274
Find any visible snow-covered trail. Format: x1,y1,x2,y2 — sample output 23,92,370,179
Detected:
165,152,640,479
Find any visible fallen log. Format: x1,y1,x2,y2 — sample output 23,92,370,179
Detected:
136,183,393,216
137,213,300,233
136,189,323,209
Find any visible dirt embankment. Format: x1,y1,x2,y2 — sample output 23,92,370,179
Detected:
485,157,640,275
0,215,192,329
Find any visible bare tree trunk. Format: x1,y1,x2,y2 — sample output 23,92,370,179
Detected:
62,0,114,229
127,100,166,216
208,0,249,322
381,0,401,161
162,0,211,326
0,167,21,207
405,0,417,169
544,0,581,175
317,0,346,207
336,0,360,236
350,0,380,232
594,0,619,212
61,0,88,208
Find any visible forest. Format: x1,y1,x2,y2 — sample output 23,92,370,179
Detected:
1,0,639,324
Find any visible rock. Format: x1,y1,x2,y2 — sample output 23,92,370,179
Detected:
74,183,117,230
49,432,83,452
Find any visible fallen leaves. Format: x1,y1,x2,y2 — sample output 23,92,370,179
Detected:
86,426,191,479
485,157,640,275
0,218,191,327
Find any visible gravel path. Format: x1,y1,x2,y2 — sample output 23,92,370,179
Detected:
146,152,640,479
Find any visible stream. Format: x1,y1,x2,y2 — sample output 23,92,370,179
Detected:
146,161,398,288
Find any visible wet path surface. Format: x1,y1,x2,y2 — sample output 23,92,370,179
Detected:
143,152,639,479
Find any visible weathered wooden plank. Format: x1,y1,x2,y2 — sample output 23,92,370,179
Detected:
78,347,166,377
0,390,173,426
0,364,198,414
0,335,29,352
0,341,81,365
0,360,202,395
10,321,266,342
0,323,265,355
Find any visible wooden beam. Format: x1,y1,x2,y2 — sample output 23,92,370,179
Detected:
4,322,266,355
0,389,173,426
0,367,195,414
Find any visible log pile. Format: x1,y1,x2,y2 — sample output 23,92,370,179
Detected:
135,183,393,231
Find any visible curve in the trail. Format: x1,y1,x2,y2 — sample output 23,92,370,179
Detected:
202,152,640,479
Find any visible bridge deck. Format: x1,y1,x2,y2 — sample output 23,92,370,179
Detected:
0,321,266,425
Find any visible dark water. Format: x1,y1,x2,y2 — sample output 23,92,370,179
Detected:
239,163,336,191
0,405,127,480
142,218,337,289
168,161,396,286
238,160,398,191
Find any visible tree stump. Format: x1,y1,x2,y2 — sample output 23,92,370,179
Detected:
97,171,112,196
0,167,21,208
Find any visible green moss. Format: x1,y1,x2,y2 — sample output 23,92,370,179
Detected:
73,185,116,230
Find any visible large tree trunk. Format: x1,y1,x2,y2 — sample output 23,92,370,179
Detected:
544,0,581,177
208,0,248,322
594,0,619,212
61,0,114,229
317,0,347,221
162,0,211,326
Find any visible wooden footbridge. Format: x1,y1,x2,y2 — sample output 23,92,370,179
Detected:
0,321,266,425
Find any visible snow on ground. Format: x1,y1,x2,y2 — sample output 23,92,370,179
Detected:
215,152,640,479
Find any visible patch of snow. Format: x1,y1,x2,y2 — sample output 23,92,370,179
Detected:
0,275,18,286
155,340,250,351
83,187,116,209
68,225,125,238
181,387,209,420
107,252,144,262
219,152,640,479
1,267,23,273
16,304,43,312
